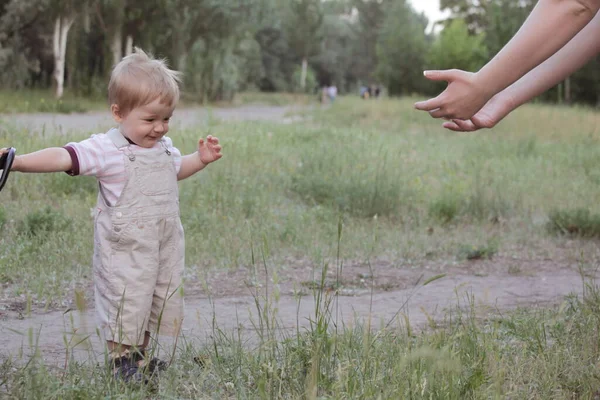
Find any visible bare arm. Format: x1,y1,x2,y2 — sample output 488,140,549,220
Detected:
415,0,600,120
443,12,600,132
6,147,72,173
177,135,222,181
478,0,600,96
504,8,600,109
177,152,206,181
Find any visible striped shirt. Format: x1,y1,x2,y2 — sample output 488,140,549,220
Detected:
65,128,182,206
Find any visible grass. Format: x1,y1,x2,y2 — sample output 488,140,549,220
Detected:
0,89,108,113
0,90,314,114
229,91,315,107
2,95,600,397
2,262,600,398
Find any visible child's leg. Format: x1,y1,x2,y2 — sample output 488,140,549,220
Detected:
107,331,150,357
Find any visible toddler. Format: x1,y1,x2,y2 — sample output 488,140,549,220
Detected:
1,48,223,382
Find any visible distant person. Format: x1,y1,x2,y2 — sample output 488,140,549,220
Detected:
360,86,370,99
0,48,223,383
415,0,600,131
321,86,328,104
374,86,381,98
327,84,338,103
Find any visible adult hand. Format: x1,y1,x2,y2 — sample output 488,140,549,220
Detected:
441,92,515,132
414,69,495,121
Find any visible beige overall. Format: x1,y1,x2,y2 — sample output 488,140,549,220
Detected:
93,129,184,346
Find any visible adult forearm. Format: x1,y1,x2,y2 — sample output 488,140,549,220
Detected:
477,0,600,97
503,10,600,109
12,147,72,173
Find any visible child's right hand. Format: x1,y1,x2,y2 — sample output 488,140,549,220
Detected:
0,148,16,171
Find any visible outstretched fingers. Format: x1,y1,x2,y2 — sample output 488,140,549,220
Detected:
442,119,480,132
414,95,444,112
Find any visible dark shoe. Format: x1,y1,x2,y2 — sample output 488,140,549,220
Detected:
112,355,148,384
193,354,210,368
131,350,168,374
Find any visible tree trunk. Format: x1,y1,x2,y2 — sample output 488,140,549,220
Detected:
564,76,571,104
125,35,133,57
176,53,187,73
557,82,563,104
300,57,308,90
111,26,123,65
53,16,75,99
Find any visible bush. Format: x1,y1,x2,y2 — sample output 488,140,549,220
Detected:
19,206,71,237
429,192,462,224
0,206,6,228
457,241,498,261
291,143,412,218
292,65,317,94
547,208,600,238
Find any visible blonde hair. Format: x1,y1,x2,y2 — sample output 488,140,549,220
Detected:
108,47,181,115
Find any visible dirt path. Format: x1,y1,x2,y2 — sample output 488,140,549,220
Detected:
0,266,588,366
1,104,299,135
0,106,592,366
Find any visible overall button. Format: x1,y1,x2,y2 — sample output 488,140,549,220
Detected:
116,212,123,218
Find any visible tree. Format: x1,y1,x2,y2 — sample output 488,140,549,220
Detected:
312,13,356,91
286,0,324,90
351,0,386,84
427,18,487,72
376,0,429,95
51,0,80,98
0,0,51,89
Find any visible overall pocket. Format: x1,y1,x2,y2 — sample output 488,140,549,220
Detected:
134,163,176,197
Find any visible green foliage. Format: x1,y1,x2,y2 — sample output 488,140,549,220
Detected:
484,0,534,57
547,208,600,238
0,206,6,229
290,133,413,218
429,192,462,224
18,206,71,237
184,37,241,102
351,0,386,83
375,0,429,95
457,241,498,260
286,0,324,59
0,90,104,113
311,14,356,91
1,0,600,105
291,64,317,93
427,18,487,72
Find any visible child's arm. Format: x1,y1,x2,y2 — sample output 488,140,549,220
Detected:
444,10,600,132
414,0,600,120
177,135,222,181
1,147,72,173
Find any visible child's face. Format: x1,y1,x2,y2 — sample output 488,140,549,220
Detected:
111,97,175,148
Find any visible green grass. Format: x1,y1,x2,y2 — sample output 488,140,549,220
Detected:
2,268,600,398
3,96,600,299
230,91,315,107
0,90,314,114
0,89,108,113
2,95,600,397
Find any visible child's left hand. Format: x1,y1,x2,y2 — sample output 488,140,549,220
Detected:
198,135,223,165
